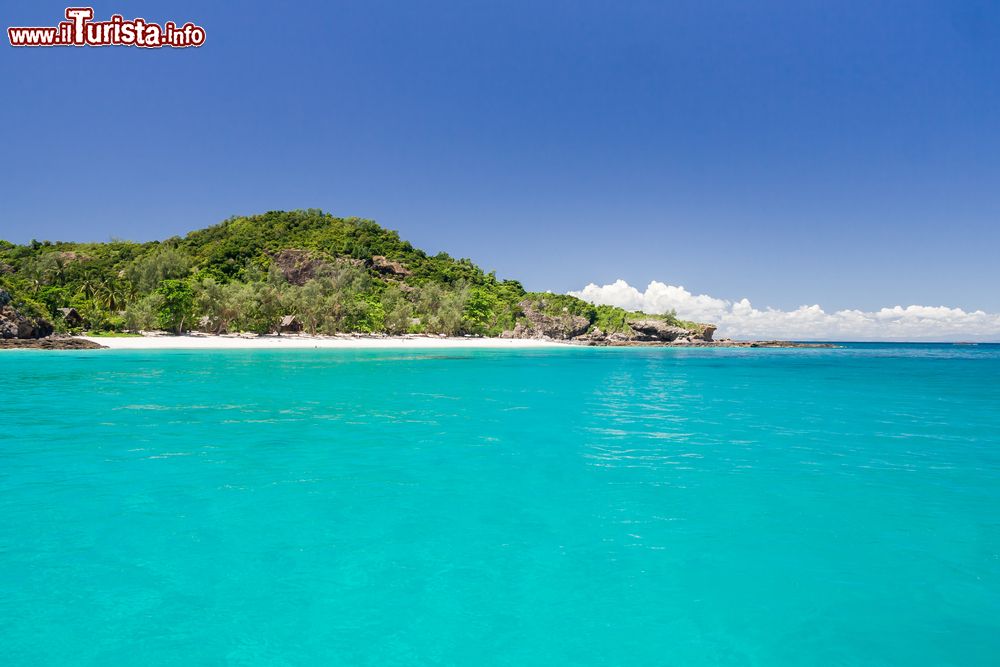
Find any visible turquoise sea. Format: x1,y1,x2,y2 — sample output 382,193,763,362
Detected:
2,344,998,665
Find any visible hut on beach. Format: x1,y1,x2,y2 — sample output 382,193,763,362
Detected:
279,315,303,333
58,307,83,327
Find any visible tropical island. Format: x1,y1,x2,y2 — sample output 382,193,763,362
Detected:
0,209,819,349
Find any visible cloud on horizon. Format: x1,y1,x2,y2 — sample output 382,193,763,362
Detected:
568,280,1000,342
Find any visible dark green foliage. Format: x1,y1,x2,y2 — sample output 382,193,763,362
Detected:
0,275,48,320
156,280,194,334
462,279,524,336
523,292,598,320
593,304,633,334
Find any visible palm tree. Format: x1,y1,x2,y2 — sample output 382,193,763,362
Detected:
77,274,101,302
95,277,132,313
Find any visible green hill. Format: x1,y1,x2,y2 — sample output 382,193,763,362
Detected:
0,209,705,340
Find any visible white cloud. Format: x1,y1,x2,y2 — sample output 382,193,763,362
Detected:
568,280,1000,341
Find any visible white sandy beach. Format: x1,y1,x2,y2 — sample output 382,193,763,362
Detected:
78,333,566,350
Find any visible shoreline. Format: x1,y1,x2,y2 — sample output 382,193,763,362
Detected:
76,333,567,350
0,333,842,351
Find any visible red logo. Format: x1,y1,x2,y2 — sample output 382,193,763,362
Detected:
8,7,206,48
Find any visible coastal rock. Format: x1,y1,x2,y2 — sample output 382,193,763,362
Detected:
695,325,717,341
573,327,609,342
747,340,834,348
570,316,723,346
575,317,721,345
627,319,690,342
504,298,591,340
0,299,55,339
670,337,713,346
0,336,106,350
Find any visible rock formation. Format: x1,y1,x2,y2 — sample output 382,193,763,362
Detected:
0,337,105,350
627,319,691,342
0,290,54,339
370,255,412,277
502,298,591,340
494,297,797,347
269,249,330,286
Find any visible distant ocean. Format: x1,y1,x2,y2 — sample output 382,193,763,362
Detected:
2,344,998,665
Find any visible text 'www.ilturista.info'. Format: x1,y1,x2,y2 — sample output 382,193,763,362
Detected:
8,7,205,48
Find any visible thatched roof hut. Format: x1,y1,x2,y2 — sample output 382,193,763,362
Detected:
279,315,303,333
58,307,83,326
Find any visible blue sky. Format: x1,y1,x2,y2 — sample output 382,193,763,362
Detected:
2,1,999,321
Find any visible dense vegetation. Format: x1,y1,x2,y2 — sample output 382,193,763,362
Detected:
0,210,694,336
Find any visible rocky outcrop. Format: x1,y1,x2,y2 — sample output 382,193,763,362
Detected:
272,250,413,284
501,298,723,345
572,318,715,345
589,338,835,348
691,324,716,341
0,291,54,339
57,251,87,263
0,337,105,350
269,249,330,286
370,255,411,277
627,319,690,342
268,248,421,286
502,298,591,340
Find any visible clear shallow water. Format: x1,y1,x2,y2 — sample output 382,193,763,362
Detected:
1,344,998,666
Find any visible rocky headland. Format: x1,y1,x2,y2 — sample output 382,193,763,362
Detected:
499,297,832,348
0,290,105,349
